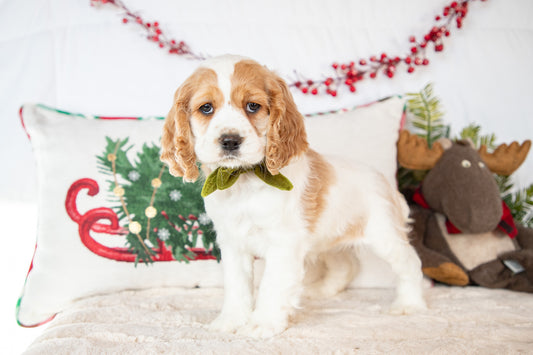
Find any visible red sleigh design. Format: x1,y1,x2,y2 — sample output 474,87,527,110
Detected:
65,178,215,262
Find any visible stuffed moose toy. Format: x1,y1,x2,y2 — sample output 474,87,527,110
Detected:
397,130,533,293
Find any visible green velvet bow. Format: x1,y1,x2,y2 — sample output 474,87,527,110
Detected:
201,162,293,197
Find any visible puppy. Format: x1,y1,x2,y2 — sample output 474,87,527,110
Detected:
160,55,426,338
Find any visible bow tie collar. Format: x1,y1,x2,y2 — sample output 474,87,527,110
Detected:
201,161,293,197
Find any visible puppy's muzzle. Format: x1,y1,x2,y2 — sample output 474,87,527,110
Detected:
219,134,243,153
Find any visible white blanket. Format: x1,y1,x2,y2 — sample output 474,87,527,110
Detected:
24,286,533,354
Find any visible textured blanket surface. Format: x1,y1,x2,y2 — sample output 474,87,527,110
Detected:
24,286,533,354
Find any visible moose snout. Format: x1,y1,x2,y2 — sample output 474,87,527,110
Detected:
218,134,243,152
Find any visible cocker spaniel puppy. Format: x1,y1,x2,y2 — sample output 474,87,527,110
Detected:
161,55,426,338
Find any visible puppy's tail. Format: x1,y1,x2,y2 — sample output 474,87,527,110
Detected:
390,187,412,237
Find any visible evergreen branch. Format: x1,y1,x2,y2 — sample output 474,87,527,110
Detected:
406,83,447,147
458,124,497,150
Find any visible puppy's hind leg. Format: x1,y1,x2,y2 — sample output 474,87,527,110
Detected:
361,199,427,314
304,248,359,299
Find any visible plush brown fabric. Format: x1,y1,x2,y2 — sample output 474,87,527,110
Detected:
409,206,469,286
403,140,533,292
421,142,502,233
470,249,533,293
516,224,533,250
423,262,469,286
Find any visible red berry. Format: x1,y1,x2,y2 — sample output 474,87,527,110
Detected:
359,59,367,66
411,46,418,54
307,80,314,86
409,36,416,43
435,16,441,21
435,44,444,51
294,81,301,88
159,42,164,48
301,87,308,94
154,22,159,27
422,58,429,65
311,88,318,95
405,57,412,64
349,85,356,93
370,72,377,79
330,90,337,97
332,63,339,69
122,18,128,24
407,67,415,73
414,58,422,65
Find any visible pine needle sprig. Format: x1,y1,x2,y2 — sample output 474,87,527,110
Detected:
458,123,497,150
406,83,448,147
501,182,533,228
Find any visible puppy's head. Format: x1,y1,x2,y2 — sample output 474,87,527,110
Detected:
160,55,308,182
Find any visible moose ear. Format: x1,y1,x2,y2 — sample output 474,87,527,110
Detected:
160,87,199,182
435,137,453,150
265,75,309,175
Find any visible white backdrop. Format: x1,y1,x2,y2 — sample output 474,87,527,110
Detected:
1,0,533,353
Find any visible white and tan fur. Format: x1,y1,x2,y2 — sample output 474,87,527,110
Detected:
161,55,426,338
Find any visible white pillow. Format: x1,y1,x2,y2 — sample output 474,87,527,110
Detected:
17,96,404,327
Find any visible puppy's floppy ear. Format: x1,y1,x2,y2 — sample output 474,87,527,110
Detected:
160,86,200,182
266,75,309,175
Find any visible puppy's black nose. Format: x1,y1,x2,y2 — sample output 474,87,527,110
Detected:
219,134,243,152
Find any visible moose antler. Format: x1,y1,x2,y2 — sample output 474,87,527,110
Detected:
478,140,531,176
397,130,445,170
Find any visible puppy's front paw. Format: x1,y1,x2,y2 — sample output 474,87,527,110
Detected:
208,312,249,334
237,314,288,339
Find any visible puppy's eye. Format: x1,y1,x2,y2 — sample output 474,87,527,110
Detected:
246,102,261,113
461,159,471,168
199,103,214,115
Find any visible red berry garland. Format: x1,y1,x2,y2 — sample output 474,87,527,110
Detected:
294,0,485,96
90,0,487,97
90,0,204,59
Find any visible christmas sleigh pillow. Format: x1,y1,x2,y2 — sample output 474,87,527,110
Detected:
17,97,405,327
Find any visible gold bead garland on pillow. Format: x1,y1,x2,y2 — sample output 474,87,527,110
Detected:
107,140,165,255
